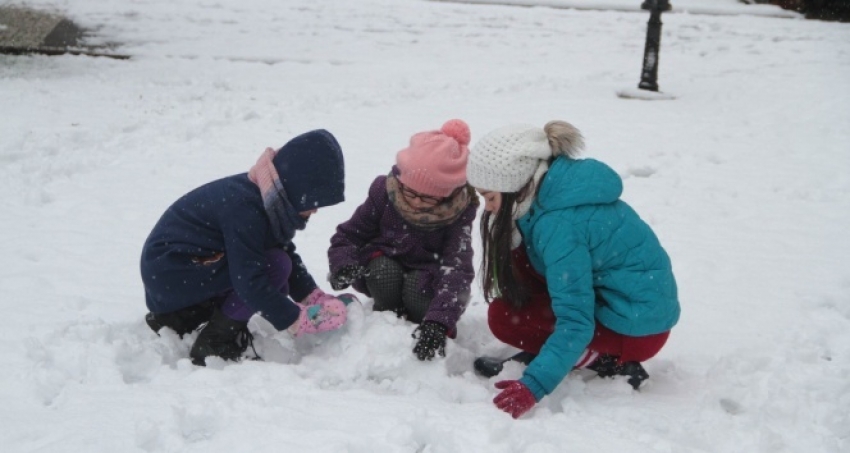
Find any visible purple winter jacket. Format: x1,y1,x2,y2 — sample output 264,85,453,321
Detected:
328,174,477,330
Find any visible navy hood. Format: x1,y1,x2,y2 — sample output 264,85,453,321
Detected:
273,129,345,212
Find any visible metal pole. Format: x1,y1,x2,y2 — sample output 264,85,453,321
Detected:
638,0,671,92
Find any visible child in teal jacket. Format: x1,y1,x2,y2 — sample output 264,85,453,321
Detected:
467,121,680,419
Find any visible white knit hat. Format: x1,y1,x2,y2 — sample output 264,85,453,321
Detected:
467,121,584,193
466,124,549,192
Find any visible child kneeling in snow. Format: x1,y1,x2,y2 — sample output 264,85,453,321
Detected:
468,121,680,418
327,120,478,361
141,130,350,366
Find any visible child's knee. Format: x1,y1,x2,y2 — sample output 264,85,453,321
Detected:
487,299,517,340
401,271,431,322
365,256,405,293
367,255,404,280
365,256,405,311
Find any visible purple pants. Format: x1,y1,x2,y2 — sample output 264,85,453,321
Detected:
220,249,293,321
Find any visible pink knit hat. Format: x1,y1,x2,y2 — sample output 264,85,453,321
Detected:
396,119,471,197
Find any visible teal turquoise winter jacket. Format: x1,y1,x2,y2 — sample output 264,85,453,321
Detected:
516,156,680,400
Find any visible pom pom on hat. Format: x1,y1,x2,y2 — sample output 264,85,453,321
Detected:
441,119,471,147
396,119,471,198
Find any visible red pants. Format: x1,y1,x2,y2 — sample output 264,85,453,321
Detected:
487,248,670,363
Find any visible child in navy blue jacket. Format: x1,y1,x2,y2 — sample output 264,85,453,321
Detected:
141,130,349,365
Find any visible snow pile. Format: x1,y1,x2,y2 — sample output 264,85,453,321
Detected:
1,0,848,452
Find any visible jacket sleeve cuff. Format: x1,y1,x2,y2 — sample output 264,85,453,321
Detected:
262,298,302,331
519,375,547,402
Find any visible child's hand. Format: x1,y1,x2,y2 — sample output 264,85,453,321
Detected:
493,380,536,419
412,321,447,361
288,293,347,337
329,265,369,290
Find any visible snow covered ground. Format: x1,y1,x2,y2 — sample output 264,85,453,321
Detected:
1,0,849,451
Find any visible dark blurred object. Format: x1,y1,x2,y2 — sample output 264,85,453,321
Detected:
770,0,850,21
641,0,672,10
638,0,671,92
0,6,129,58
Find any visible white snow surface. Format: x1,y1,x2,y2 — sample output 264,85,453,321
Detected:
1,0,849,452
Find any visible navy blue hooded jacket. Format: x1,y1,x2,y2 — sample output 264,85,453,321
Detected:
140,130,344,330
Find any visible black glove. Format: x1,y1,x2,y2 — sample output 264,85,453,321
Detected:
412,321,448,361
329,264,368,291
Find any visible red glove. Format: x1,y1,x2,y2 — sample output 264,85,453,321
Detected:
493,380,537,419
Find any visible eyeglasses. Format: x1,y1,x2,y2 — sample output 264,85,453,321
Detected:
398,181,447,207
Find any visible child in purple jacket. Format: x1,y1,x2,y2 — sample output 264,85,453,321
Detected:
328,120,478,361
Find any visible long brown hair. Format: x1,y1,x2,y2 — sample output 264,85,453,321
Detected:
480,182,534,308
479,120,584,308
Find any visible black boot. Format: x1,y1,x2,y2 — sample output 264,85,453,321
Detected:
473,351,537,378
587,354,650,390
146,300,216,338
189,309,255,366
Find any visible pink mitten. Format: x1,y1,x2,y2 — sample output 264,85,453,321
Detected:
300,288,327,307
301,288,360,307
288,290,348,337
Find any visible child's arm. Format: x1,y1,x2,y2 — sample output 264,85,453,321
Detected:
328,176,385,272
422,204,477,332
220,207,301,331
282,241,318,302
